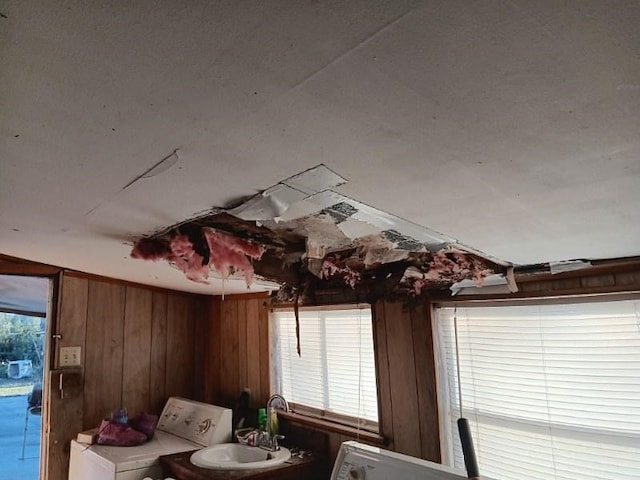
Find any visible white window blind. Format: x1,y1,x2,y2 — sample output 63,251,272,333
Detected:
435,300,640,480
271,306,379,427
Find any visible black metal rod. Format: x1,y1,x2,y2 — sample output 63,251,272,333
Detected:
458,418,480,479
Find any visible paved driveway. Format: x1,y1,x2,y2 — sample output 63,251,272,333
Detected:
0,395,41,480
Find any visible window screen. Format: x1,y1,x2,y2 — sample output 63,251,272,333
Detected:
435,300,640,480
271,306,378,428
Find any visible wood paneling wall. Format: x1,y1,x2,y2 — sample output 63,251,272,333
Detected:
205,294,440,464
373,300,440,461
5,252,639,479
205,294,271,409
49,272,208,480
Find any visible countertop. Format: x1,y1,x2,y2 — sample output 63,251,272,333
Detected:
160,448,328,480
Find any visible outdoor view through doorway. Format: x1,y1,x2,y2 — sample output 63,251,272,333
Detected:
0,276,49,480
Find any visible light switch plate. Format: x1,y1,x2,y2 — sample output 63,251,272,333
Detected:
60,346,81,367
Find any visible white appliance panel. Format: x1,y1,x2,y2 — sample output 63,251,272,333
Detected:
330,441,468,480
68,397,232,480
157,397,232,446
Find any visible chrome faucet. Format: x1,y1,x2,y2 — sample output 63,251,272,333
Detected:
259,394,289,451
267,394,289,415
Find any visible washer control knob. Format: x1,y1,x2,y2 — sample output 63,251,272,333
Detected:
349,467,366,479
198,418,212,434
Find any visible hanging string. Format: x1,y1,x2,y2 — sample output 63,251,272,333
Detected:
356,306,363,441
454,305,480,480
454,305,464,417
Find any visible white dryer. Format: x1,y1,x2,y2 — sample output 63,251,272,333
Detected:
68,397,232,480
330,441,470,480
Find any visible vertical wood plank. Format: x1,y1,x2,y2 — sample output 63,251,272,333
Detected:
258,298,270,406
208,297,222,405
84,280,126,428
193,295,209,402
581,274,616,288
551,278,581,291
384,301,421,457
411,302,440,461
57,275,88,364
246,298,262,406
372,300,394,449
205,294,275,409
220,299,239,405
165,293,195,399
149,291,168,414
615,271,640,286
122,286,152,415
237,299,248,393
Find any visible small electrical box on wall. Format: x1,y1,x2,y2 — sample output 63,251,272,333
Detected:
60,346,82,367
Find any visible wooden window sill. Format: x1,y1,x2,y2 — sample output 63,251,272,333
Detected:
278,411,387,446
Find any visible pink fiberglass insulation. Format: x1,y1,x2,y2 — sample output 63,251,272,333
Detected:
320,257,361,289
131,229,266,287
203,228,266,286
167,235,209,284
428,249,491,284
400,249,493,295
169,234,196,259
131,234,210,284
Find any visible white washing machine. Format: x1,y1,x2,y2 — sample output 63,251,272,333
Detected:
330,441,470,480
68,397,232,480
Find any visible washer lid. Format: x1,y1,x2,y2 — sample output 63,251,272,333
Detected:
330,441,468,480
73,431,199,472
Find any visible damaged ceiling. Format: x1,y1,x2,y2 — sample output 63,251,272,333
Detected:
1,1,640,298
130,165,511,301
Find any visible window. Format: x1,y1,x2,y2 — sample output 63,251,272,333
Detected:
271,305,378,430
435,299,640,480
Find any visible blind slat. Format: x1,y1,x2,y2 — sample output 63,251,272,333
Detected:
273,307,379,425
436,300,640,480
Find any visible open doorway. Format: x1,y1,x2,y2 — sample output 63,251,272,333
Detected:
0,275,50,480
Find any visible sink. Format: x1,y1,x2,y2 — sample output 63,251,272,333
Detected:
190,443,291,470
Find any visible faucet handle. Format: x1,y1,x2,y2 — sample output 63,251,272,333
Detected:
273,434,285,449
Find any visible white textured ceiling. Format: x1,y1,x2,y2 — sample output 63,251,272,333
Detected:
1,1,639,295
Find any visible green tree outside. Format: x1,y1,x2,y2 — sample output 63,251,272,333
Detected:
0,312,45,378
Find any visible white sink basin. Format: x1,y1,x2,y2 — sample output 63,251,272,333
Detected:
190,443,291,470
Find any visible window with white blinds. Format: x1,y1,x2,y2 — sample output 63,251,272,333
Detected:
271,306,379,430
435,299,640,480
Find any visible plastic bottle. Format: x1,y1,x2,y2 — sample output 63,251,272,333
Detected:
269,407,279,435
257,407,267,431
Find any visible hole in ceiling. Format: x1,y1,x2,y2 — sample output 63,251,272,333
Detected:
130,164,512,303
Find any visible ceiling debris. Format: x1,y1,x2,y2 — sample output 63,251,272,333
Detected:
450,267,518,296
549,259,592,274
130,165,511,302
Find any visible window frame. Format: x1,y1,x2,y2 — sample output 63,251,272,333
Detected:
270,303,381,435
432,293,640,479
